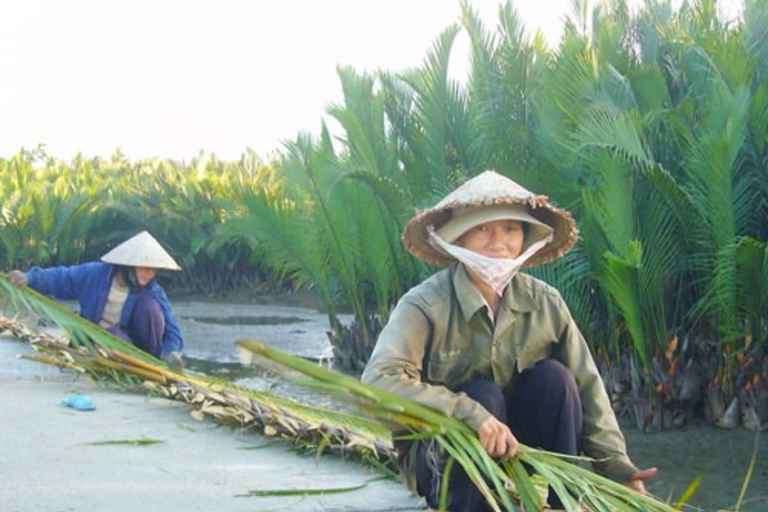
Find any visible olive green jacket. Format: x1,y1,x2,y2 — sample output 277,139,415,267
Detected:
361,264,638,489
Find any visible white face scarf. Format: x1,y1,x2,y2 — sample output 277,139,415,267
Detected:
428,227,553,296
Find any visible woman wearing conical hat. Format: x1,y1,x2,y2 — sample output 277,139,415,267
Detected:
8,231,186,369
361,171,656,511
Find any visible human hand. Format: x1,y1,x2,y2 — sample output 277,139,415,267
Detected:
477,415,518,459
8,270,28,287
626,467,658,493
162,352,185,371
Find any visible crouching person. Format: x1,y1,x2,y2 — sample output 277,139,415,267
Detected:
361,171,656,511
9,231,186,369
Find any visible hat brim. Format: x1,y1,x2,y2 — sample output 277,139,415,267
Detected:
402,196,579,268
101,231,182,271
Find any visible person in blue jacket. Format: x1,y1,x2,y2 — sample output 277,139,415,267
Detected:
8,231,186,369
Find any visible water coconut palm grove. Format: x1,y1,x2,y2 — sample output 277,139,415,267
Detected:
1,1,767,510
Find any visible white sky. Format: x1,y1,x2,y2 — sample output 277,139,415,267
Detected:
0,0,741,162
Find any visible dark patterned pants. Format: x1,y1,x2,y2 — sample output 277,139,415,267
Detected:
415,359,583,511
108,295,165,358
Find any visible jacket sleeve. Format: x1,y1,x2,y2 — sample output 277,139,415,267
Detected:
553,293,639,481
26,263,93,300
360,298,491,431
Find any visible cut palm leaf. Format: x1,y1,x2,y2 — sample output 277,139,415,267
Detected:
240,477,384,497
238,338,681,512
0,275,393,463
0,272,162,364
88,439,165,446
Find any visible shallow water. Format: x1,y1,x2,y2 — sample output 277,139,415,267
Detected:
175,296,767,512
189,315,310,326
622,421,766,511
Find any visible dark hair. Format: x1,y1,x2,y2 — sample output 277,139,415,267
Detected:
116,265,148,291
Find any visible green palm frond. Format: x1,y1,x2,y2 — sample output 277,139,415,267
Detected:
636,191,683,345
581,157,636,255
328,66,395,178
0,273,160,363
573,107,652,168
598,241,649,369
342,171,420,295
238,339,681,512
0,273,393,460
399,24,461,190
324,69,421,319
630,63,671,112
702,236,768,349
238,339,518,512
744,0,768,80
681,86,750,333
281,135,374,336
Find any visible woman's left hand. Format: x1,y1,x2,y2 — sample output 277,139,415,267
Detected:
627,467,658,493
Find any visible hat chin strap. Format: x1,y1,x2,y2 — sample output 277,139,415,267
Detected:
428,228,553,296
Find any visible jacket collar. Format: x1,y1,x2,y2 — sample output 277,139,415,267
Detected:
453,264,539,321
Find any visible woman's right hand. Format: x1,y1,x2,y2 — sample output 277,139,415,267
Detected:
477,415,518,459
8,270,28,287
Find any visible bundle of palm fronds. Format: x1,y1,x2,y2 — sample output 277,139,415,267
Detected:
237,339,686,512
0,274,394,463
1,273,682,511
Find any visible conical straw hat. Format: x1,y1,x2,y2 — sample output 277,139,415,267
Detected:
101,231,182,271
401,170,579,268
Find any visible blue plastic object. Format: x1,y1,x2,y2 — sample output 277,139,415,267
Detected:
61,395,97,411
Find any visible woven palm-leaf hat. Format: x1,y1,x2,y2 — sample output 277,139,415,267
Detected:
402,170,579,268
101,231,182,271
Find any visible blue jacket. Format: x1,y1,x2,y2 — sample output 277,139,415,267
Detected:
26,261,185,355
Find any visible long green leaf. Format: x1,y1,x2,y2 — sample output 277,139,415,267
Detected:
0,272,160,363
237,338,682,512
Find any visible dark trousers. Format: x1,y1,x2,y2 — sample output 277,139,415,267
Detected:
108,295,165,357
415,359,583,511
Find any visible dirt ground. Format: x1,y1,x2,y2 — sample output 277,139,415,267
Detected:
3,287,767,511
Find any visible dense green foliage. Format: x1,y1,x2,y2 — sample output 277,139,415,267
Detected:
2,0,766,428
0,147,279,293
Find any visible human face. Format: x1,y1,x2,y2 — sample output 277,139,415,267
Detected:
135,267,158,286
457,219,525,259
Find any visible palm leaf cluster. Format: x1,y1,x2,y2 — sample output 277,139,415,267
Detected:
239,338,681,512
0,147,280,294
1,274,683,512
0,274,392,462
220,0,768,430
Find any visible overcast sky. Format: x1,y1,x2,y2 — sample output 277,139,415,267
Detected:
0,0,741,162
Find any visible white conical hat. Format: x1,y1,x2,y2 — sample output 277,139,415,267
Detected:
101,231,181,271
402,170,579,268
